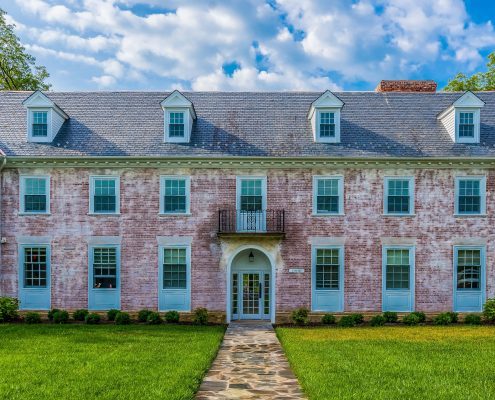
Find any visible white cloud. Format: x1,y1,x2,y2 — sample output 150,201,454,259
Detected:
7,0,495,90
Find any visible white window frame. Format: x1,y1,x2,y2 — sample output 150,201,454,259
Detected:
454,175,486,216
160,175,191,215
316,109,340,143
19,175,51,215
164,109,189,143
89,175,120,215
455,108,480,144
383,176,415,216
27,108,52,143
312,175,344,216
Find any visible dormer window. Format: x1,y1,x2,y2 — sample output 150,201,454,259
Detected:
319,111,335,138
438,91,484,144
161,90,196,143
308,90,344,143
168,111,185,138
22,91,68,143
32,111,48,137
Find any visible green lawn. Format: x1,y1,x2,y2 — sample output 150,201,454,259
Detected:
277,326,495,400
0,324,225,400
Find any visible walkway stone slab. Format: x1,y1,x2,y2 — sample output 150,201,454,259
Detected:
196,321,305,400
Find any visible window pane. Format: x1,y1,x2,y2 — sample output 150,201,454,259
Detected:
315,248,339,289
93,178,117,213
319,112,335,138
93,247,117,289
387,179,410,213
163,248,187,289
240,180,262,211
32,112,48,137
386,249,410,290
457,249,481,290
24,177,47,212
458,179,481,214
316,179,340,213
163,179,187,213
459,112,474,138
169,112,185,137
24,247,47,288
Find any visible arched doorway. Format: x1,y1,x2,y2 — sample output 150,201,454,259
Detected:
227,246,275,322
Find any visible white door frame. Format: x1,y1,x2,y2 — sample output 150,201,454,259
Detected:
226,245,276,323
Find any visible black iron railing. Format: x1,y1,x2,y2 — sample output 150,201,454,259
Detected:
218,209,285,234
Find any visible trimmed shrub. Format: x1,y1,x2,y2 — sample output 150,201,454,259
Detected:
164,310,180,323
338,315,356,327
350,313,364,325
138,309,153,323
107,309,120,322
410,311,426,323
291,308,309,326
0,297,20,322
72,309,89,322
47,308,60,322
434,313,452,326
147,312,162,325
446,312,458,323
193,308,209,325
464,314,482,325
52,310,69,324
85,313,101,325
383,311,398,323
402,313,420,326
321,314,336,325
483,298,495,323
25,312,41,324
115,312,131,325
370,314,386,327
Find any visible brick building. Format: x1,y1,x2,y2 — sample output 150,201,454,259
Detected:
0,80,493,322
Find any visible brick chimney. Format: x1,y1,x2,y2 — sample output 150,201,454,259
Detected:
375,80,437,93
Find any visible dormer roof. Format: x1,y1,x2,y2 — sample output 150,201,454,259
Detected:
22,90,69,119
307,90,344,120
160,90,196,119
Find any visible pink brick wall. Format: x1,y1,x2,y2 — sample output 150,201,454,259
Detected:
1,167,494,313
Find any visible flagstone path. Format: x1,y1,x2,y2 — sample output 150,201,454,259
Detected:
196,320,305,399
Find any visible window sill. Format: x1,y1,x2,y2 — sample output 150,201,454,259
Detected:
88,212,121,216
454,214,487,218
159,212,191,216
18,212,51,216
312,213,345,217
381,213,416,217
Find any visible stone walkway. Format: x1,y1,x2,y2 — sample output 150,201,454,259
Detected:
196,321,305,399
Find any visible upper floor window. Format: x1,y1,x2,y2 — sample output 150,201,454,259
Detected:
313,176,344,215
455,176,486,215
168,112,185,138
90,176,120,214
160,176,190,214
384,177,414,215
32,111,48,137
458,112,474,139
319,112,335,138
20,176,50,214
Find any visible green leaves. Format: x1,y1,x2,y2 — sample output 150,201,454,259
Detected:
444,52,495,91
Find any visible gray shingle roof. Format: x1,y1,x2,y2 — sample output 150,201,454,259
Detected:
1,91,495,158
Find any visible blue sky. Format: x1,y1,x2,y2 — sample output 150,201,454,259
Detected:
1,0,494,91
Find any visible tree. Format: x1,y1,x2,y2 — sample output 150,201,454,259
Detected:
444,52,495,91
0,8,50,90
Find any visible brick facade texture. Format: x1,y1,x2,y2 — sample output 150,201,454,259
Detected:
1,166,494,314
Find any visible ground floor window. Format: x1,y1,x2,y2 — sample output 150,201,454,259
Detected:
385,249,410,290
163,248,187,289
92,247,117,289
456,248,481,290
23,247,47,288
315,248,340,289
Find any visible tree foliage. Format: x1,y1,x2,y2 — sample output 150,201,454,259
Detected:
444,52,495,91
0,8,50,90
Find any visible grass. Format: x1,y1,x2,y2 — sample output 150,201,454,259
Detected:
276,326,495,400
0,324,225,400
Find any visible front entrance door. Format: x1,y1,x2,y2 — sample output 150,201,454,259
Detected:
232,271,270,320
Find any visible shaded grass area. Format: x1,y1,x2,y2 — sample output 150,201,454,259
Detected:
276,326,495,400
0,324,225,400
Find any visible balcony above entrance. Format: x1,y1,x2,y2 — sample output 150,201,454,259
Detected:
217,209,285,238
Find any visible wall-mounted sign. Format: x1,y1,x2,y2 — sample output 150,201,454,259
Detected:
289,268,305,273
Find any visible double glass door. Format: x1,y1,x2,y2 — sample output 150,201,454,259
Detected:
232,272,270,320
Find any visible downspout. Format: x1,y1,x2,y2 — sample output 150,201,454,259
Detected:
0,149,6,297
